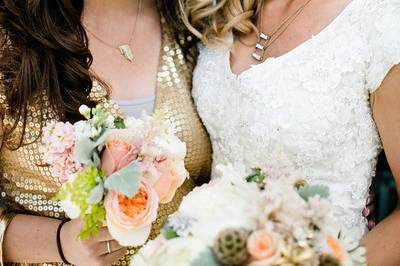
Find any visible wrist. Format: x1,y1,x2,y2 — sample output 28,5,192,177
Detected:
56,220,71,264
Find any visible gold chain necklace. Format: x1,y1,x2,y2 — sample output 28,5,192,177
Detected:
250,0,312,61
83,0,142,62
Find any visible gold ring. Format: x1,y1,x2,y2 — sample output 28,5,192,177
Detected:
107,240,111,254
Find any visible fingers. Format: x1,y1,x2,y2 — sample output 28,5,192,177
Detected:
95,227,114,242
97,240,125,255
103,247,128,265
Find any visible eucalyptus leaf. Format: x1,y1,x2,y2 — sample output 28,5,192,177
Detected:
245,168,265,184
114,117,126,129
161,226,178,240
191,248,222,266
74,129,108,165
104,161,141,198
298,185,330,201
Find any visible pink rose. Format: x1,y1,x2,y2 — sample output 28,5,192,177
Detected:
247,229,281,264
104,179,159,246
101,140,139,176
152,157,188,204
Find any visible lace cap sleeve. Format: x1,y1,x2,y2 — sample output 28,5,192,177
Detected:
366,0,400,94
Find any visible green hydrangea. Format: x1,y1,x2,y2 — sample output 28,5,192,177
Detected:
55,166,106,239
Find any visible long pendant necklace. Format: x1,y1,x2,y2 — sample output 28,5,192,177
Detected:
83,0,142,62
247,0,313,61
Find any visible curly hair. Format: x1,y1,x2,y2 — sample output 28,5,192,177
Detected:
0,0,191,148
179,0,262,44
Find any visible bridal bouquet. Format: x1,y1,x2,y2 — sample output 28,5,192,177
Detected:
131,164,367,266
42,105,188,246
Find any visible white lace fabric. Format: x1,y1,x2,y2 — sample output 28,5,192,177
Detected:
192,0,400,240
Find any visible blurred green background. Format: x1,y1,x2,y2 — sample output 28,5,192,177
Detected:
373,152,398,222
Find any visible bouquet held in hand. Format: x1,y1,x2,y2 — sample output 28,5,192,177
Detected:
42,105,188,246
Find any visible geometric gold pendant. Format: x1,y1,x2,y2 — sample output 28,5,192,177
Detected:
252,32,270,62
119,44,134,62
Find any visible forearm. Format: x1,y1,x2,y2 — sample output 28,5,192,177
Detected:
3,213,63,263
361,207,400,266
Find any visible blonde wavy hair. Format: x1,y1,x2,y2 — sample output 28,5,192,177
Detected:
179,0,263,44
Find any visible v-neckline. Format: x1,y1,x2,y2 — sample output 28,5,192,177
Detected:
90,6,166,118
227,0,358,78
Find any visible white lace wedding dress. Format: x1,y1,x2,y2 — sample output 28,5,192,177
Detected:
192,0,400,241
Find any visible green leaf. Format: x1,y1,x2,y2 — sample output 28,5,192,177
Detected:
78,203,106,240
245,168,265,183
161,226,178,240
191,248,223,266
114,117,126,129
104,160,141,198
298,185,330,201
73,129,108,166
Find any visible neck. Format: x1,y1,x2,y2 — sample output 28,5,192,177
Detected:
263,0,306,18
82,0,154,26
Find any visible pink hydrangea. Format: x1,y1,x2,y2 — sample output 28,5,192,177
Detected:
42,121,83,183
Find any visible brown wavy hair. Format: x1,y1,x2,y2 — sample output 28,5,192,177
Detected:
0,0,191,148
179,0,262,44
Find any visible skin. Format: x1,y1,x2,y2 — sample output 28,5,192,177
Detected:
1,0,162,265
231,0,400,265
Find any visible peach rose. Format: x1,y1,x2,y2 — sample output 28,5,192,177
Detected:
101,139,139,176
247,229,281,264
152,157,188,204
104,179,159,246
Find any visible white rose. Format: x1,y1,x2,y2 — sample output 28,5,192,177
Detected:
132,237,207,266
178,175,261,244
157,134,187,160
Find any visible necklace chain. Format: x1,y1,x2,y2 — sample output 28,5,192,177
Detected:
248,0,313,61
83,0,142,62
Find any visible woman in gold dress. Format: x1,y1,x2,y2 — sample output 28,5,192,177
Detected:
0,0,211,265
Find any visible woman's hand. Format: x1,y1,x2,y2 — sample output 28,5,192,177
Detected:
61,219,127,266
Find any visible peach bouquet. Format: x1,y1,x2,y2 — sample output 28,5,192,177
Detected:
42,105,188,246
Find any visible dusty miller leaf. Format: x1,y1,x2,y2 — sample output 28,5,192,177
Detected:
103,161,141,197
298,185,330,201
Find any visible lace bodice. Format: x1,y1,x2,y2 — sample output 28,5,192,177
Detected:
192,0,400,240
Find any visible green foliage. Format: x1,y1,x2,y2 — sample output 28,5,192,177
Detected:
114,117,126,129
79,203,106,240
297,185,330,201
245,168,265,184
56,166,107,240
104,160,141,198
161,226,178,240
191,248,223,266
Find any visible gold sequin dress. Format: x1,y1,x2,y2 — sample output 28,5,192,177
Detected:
0,15,212,266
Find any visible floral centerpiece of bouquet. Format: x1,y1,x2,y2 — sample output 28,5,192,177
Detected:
131,164,368,266
42,105,188,246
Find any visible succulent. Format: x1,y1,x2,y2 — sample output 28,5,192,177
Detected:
213,228,249,266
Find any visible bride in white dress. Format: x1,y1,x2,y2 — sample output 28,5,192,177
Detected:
181,0,400,265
